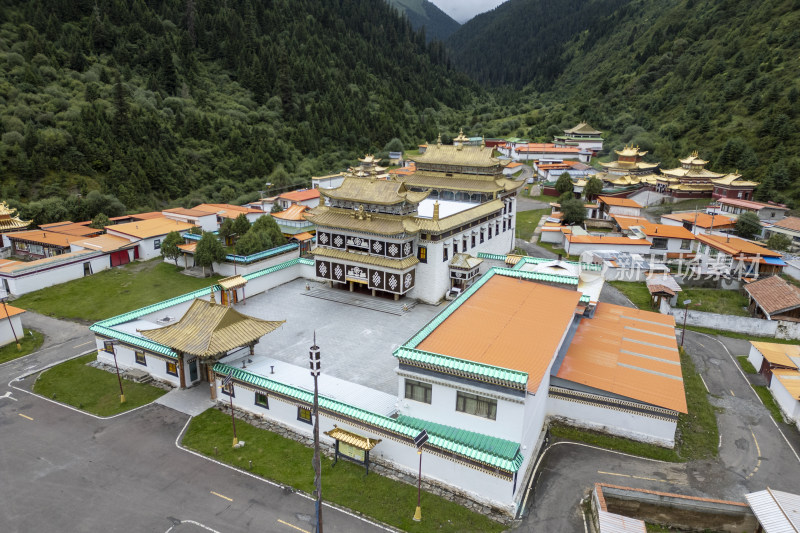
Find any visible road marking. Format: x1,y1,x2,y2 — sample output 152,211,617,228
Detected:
751,431,761,456
210,491,232,502
730,389,735,397
18,413,33,420
699,374,710,393
277,519,310,533
747,431,762,479
597,471,684,485
73,341,94,348
718,435,722,449
0,391,17,401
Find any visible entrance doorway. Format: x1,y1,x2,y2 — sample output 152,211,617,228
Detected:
189,358,199,382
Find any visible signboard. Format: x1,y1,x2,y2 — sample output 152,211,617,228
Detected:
103,340,117,353
339,442,366,463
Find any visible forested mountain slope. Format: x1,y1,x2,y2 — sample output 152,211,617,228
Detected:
385,0,461,42
0,0,475,217
451,0,800,206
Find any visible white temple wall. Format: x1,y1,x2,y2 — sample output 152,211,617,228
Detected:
2,254,110,296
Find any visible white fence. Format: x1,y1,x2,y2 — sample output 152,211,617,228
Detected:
661,299,800,340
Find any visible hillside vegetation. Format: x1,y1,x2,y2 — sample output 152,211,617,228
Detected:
0,0,476,218
449,0,800,206
386,0,461,42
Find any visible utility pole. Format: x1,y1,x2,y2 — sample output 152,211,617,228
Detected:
310,333,323,533
1,298,20,350
104,340,125,403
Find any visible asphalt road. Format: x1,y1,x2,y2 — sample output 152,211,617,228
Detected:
0,315,387,533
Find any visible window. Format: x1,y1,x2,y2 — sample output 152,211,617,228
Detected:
456,391,497,420
480,230,485,244
405,379,432,404
221,382,234,397
680,239,692,250
83,262,92,276
651,237,668,250
255,392,269,408
453,241,458,254
443,246,448,262
135,350,146,366
488,226,492,239
298,406,312,424
166,361,178,376
154,239,161,250
471,235,476,248
417,245,427,263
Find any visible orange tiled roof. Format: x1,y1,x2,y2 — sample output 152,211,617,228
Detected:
774,216,800,233
272,204,309,221
517,143,580,153
415,275,581,393
164,207,217,218
131,211,166,220
279,189,320,202
43,222,103,237
178,242,197,253
662,212,736,229
6,230,79,247
292,232,314,241
558,303,686,413
598,196,642,208
192,204,263,218
69,234,136,253
745,276,800,316
0,303,25,318
565,235,650,245
611,215,649,230
717,198,788,211
771,369,800,399
106,217,196,239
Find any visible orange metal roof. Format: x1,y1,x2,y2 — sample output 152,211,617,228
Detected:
178,243,197,253
130,211,166,220
272,204,309,221
611,215,649,230
0,303,25,318
69,234,136,253
696,234,779,257
164,207,216,218
662,212,736,229
565,235,650,245
292,232,314,241
6,230,79,247
44,222,103,237
771,369,800,399
639,223,695,240
598,196,643,208
717,198,788,211
279,189,320,202
416,275,581,393
106,217,196,239
518,143,580,153
750,342,800,369
192,204,263,218
506,162,523,168
558,303,687,413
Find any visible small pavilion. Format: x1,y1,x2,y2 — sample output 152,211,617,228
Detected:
139,297,284,398
0,201,30,234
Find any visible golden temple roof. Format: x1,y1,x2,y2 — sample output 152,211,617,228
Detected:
218,275,247,290
600,160,659,171
0,201,31,232
410,143,503,168
614,145,648,157
324,427,381,450
668,183,714,192
564,122,601,135
305,207,418,236
450,253,483,270
319,177,430,206
358,154,382,164
416,199,504,233
398,172,523,194
661,167,723,179
679,151,708,165
710,173,759,187
139,299,284,358
312,247,419,270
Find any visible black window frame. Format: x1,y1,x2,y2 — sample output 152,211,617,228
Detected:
153,238,161,250
166,361,178,376
456,391,497,420
134,350,147,366
255,392,269,408
221,382,235,397
297,406,312,424
404,378,432,404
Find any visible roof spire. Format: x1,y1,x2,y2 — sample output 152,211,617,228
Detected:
437,133,442,146
209,289,216,304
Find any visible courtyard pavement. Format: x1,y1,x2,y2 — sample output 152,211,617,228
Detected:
225,278,445,395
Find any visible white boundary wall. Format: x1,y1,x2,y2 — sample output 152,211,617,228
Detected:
664,302,800,340
3,254,111,296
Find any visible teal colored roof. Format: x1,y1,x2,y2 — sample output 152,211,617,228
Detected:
214,363,523,472
92,324,176,358
397,414,521,464
226,242,298,264
395,346,527,390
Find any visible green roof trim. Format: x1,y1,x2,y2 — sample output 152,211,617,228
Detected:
213,363,522,472
475,252,507,261
91,324,176,358
397,414,521,462
475,252,602,272
394,346,528,389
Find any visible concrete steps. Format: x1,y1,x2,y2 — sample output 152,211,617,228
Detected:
303,287,415,315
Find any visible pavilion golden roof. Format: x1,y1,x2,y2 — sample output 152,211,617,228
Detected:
711,173,759,187
218,275,247,290
139,299,284,358
319,177,430,205
661,167,723,179
312,247,419,270
398,172,523,193
305,207,418,236
324,427,381,450
679,151,708,165
410,143,503,168
0,201,31,231
450,253,483,270
614,145,648,157
564,122,601,135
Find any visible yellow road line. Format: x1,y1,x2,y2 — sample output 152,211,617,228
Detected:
730,389,735,396
18,413,33,421
751,431,762,456
73,341,94,348
597,471,675,484
210,491,233,502
277,519,310,533
747,431,762,479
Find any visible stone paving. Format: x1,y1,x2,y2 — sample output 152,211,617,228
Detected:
156,385,215,416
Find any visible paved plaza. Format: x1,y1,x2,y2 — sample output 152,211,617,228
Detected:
220,278,445,395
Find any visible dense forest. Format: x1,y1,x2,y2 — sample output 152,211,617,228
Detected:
449,0,800,206
385,0,460,42
0,0,477,220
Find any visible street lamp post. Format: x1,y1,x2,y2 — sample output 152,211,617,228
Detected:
104,340,125,403
222,370,238,446
680,299,701,347
1,297,20,350
310,334,323,533
412,429,428,521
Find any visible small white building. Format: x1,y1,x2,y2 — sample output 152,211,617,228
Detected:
276,189,321,210
105,217,196,260
715,198,789,221
770,370,800,431
312,173,345,190
162,208,218,232
0,303,25,347
631,223,695,261
597,196,643,219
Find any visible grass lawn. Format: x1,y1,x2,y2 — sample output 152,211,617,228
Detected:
33,352,167,416
608,281,653,310
680,288,749,316
183,409,504,533
551,348,718,462
752,385,786,424
515,208,550,241
14,259,221,322
737,355,757,374
0,328,43,365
